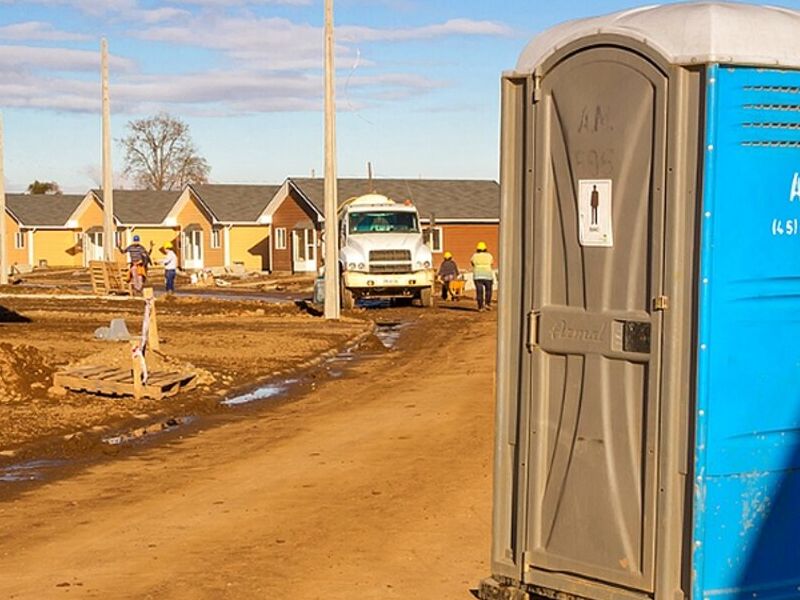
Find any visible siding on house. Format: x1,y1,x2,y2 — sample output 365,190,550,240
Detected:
434,223,500,274
229,225,270,271
4,213,28,269
33,230,82,267
176,193,222,268
271,189,319,273
72,195,125,265
127,227,179,257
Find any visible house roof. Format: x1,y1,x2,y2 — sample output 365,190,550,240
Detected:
288,178,500,221
92,189,181,225
516,2,800,73
191,184,279,223
5,194,85,227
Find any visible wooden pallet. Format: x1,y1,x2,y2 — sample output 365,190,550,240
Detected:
89,261,131,295
53,365,196,400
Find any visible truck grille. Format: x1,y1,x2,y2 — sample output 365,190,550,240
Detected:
368,249,412,274
369,250,411,262
370,263,412,274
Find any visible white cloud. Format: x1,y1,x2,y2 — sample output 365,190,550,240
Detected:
0,0,138,16
170,0,311,5
0,21,90,42
338,19,514,43
137,14,510,71
134,7,192,24
0,1,188,23
0,9,506,116
0,45,136,73
138,16,325,71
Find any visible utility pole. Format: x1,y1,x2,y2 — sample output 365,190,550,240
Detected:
323,0,341,319
0,113,7,285
101,38,115,262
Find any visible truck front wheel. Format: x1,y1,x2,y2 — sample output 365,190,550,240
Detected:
419,285,434,308
340,278,356,310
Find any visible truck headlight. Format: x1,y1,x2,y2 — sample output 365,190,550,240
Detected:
424,261,431,268
348,262,356,270
358,262,365,270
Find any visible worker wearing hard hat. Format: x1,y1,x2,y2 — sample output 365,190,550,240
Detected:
437,251,460,301
119,234,153,294
470,241,495,311
160,241,178,295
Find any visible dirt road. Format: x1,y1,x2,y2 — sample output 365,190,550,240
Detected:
0,307,496,599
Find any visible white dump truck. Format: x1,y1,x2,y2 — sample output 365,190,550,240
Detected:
337,193,435,308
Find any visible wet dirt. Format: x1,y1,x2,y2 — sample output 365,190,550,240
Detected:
0,293,371,462
0,297,496,599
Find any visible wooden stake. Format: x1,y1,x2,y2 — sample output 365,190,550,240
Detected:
323,0,340,319
130,341,143,399
0,113,7,285
101,39,115,263
143,287,160,351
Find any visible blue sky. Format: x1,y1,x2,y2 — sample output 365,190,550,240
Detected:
2,0,800,193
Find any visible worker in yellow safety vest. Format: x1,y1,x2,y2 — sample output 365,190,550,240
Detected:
470,241,494,312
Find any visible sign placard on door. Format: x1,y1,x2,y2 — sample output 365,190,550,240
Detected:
578,179,613,247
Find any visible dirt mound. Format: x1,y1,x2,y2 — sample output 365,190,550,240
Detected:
0,343,52,403
71,347,216,386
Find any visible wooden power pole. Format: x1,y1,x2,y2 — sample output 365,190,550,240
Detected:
323,0,341,319
101,38,115,262
0,113,7,285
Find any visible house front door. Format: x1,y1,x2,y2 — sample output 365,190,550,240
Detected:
84,231,104,265
182,229,204,269
292,229,317,272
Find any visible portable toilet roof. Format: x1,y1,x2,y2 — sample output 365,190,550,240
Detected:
515,2,800,73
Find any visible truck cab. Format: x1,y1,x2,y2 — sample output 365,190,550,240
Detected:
338,194,435,308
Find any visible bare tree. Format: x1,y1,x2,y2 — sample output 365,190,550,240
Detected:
120,113,210,191
27,180,62,194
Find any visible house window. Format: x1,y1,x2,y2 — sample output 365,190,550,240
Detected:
275,227,287,250
14,232,25,249
211,227,222,249
424,226,443,253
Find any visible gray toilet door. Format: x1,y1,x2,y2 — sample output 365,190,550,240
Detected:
524,46,668,593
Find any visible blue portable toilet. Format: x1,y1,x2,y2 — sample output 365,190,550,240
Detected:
484,3,800,600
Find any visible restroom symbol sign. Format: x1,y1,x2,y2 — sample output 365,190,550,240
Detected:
578,179,613,247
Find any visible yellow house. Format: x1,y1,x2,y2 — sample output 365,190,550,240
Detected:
90,188,219,270
3,208,31,272
4,194,87,270
188,184,276,272
3,185,277,275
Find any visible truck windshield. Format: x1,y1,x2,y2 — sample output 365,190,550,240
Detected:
348,211,419,234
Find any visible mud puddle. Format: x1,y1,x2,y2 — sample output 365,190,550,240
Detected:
102,416,195,446
0,459,69,482
222,379,299,406
218,321,399,408
374,321,407,349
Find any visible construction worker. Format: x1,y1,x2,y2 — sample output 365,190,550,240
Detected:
470,241,494,311
160,241,178,295
437,251,459,301
120,235,152,294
